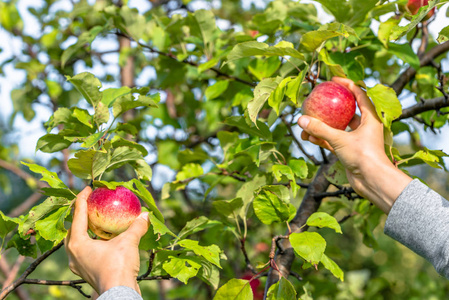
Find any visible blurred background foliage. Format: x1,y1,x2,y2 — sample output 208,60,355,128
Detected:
1,0,449,299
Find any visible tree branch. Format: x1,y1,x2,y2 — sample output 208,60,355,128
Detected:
392,41,449,95
116,33,256,87
395,96,449,121
263,154,338,297
0,241,64,299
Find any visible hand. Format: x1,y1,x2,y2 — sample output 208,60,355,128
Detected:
65,187,149,295
297,77,412,213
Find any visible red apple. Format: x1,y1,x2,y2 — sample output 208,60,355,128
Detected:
406,0,435,20
301,81,356,130
87,186,141,240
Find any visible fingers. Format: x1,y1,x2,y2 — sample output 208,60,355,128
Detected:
301,130,335,152
122,212,150,244
331,77,378,119
70,186,92,241
348,114,361,131
298,116,343,146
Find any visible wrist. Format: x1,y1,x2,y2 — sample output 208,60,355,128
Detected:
98,274,140,295
358,160,412,214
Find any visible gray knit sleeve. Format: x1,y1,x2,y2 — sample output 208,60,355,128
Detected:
384,179,449,278
97,286,143,300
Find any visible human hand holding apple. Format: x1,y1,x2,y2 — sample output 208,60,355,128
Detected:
302,81,356,130
87,186,142,240
65,186,149,295
298,77,412,213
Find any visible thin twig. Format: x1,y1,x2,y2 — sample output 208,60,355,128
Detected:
0,241,64,299
281,116,320,165
240,239,257,274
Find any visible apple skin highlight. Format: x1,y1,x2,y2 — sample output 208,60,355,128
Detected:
87,186,141,240
301,81,356,130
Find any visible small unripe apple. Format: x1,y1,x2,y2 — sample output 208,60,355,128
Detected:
301,81,356,130
87,186,141,240
406,0,435,20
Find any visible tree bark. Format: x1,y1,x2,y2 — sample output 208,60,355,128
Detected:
263,154,338,297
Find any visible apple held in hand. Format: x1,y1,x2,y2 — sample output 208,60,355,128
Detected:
301,81,356,130
406,0,435,20
87,186,141,240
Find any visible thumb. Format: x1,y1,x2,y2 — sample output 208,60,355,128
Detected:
297,116,343,143
123,212,150,243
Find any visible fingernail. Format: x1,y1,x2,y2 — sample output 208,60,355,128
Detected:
139,212,149,222
298,117,310,129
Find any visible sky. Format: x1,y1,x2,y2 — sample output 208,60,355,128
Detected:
1,0,449,167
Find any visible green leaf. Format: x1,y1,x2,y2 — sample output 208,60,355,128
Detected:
36,134,72,153
378,17,401,47
301,22,357,51
206,80,229,100
81,132,104,148
268,77,291,115
178,239,223,268
148,212,176,237
224,116,272,140
212,198,244,218
387,43,420,70
105,147,143,173
307,212,342,233
197,259,220,289
266,277,297,300
289,232,326,265
139,221,160,251
21,162,68,189
66,72,102,107
321,253,344,281
67,149,110,180
236,174,267,220
249,56,281,81
390,0,440,40
272,165,299,196
133,159,153,181
288,159,308,179
176,163,204,181
19,197,70,236
112,94,159,118
41,188,76,199
163,256,202,284
0,211,19,240
248,77,282,125
194,9,216,55
285,69,307,104
111,136,148,156
226,41,305,64
61,26,105,67
319,49,364,82
438,25,449,43
6,234,37,258
214,279,253,300
102,86,132,107
400,148,448,169
178,216,221,240
131,180,164,222
324,160,349,186
35,206,70,246
253,185,295,225
367,84,402,129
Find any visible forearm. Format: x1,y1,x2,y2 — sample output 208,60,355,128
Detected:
384,179,449,278
350,155,412,214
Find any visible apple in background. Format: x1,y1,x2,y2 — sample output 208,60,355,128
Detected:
87,186,141,240
301,81,356,130
406,0,435,20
